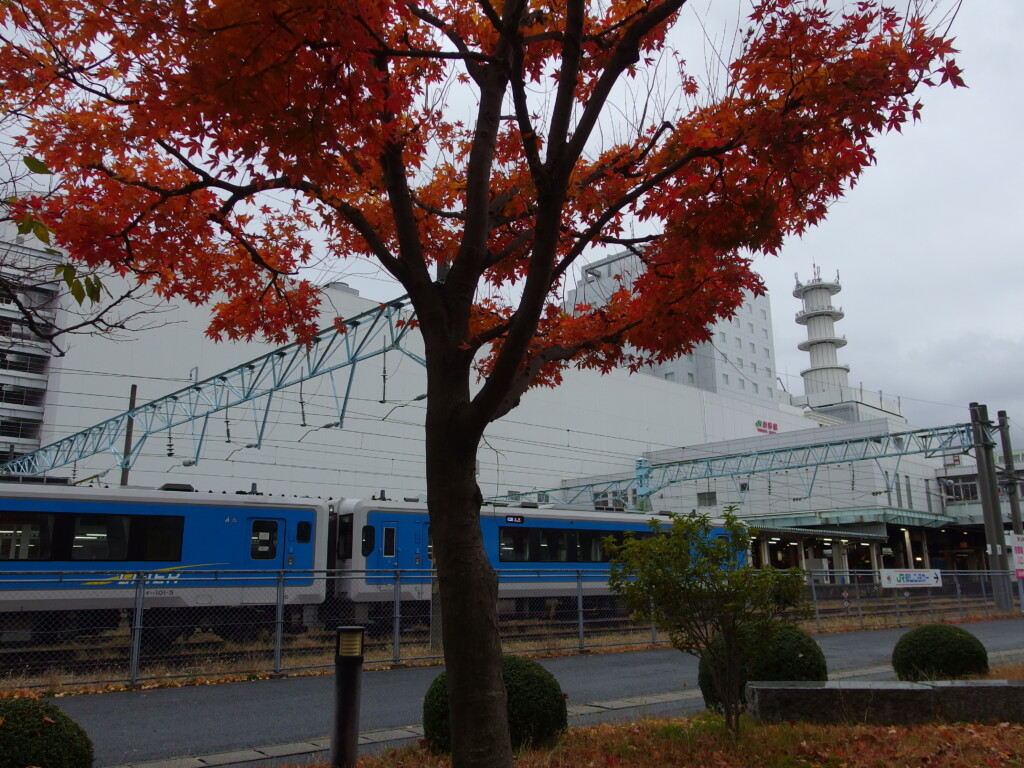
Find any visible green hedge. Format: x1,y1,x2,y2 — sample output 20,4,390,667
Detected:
423,655,567,753
698,623,827,711
0,697,94,768
891,623,989,681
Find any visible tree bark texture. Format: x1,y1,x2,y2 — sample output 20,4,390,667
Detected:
425,367,513,768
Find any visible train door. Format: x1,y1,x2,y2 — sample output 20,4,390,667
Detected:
247,518,286,567
243,517,285,605
379,520,398,570
407,521,432,584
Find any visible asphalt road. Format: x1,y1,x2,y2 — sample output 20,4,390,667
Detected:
48,618,1024,767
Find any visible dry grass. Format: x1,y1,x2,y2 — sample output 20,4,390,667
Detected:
314,715,1024,768
991,662,1024,680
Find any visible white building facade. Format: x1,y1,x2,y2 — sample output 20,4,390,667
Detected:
566,251,780,406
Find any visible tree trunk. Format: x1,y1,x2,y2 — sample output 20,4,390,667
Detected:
426,390,513,768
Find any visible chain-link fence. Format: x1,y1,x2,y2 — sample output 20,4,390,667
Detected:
1,568,1021,690
802,569,1024,631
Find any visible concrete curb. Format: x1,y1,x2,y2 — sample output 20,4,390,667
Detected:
107,649,1024,768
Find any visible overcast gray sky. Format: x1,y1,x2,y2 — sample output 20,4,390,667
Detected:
757,0,1024,441
334,1,1021,443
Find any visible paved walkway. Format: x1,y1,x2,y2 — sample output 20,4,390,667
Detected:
109,654,1024,768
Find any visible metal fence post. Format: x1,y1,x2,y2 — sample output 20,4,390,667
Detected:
808,575,822,631
392,571,402,664
649,597,657,644
273,570,285,675
429,569,442,653
853,577,864,630
576,570,585,653
954,572,964,620
129,571,145,685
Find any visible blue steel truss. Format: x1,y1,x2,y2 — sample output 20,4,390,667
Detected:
488,423,984,510
1,297,423,476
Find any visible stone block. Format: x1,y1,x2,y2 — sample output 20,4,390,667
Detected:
746,681,935,725
747,680,1024,726
929,680,1024,723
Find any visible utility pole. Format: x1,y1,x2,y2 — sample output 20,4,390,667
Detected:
997,410,1023,536
119,384,137,487
970,403,1013,612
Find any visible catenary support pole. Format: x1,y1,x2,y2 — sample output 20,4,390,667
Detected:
970,403,1013,612
997,411,1023,535
119,384,137,487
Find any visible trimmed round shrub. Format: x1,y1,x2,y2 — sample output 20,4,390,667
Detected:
698,623,828,712
0,697,94,768
891,623,989,681
423,655,568,753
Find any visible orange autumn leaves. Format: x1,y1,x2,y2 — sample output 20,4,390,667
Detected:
0,0,961,393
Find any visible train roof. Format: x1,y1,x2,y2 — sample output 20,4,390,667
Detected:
0,481,332,511
336,497,691,526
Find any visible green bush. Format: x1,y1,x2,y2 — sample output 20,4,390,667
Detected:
891,623,989,681
698,623,827,712
0,697,94,768
423,655,567,753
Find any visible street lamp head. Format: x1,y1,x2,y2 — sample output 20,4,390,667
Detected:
335,626,365,659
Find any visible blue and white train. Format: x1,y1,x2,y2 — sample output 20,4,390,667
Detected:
0,483,682,644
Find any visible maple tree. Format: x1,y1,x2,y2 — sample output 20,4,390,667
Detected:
0,1,962,766
0,152,163,353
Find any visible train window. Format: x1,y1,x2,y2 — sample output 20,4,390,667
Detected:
72,515,128,560
361,525,375,557
578,530,617,563
296,521,312,543
124,516,183,561
70,514,183,562
0,511,53,560
337,514,354,560
538,529,573,562
499,527,530,562
2,512,183,562
250,520,279,560
499,527,578,562
383,527,396,558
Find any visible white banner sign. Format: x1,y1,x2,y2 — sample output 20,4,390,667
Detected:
1011,534,1024,581
879,569,942,588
